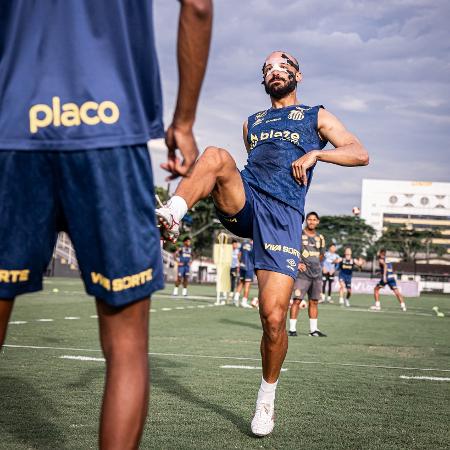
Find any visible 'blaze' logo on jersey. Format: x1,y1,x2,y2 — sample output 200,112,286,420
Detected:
29,96,120,134
250,129,300,150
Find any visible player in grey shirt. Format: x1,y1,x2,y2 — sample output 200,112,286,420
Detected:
289,211,327,337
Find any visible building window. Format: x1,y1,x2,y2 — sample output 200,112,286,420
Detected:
389,195,398,204
420,197,429,206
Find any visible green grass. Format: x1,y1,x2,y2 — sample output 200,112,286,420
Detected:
1,278,449,449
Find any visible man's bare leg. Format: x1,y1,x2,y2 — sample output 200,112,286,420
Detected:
0,299,14,348
96,298,150,450
371,286,381,310
393,288,406,311
257,270,293,382
176,146,246,213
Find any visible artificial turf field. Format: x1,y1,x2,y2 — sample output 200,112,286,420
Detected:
1,278,449,450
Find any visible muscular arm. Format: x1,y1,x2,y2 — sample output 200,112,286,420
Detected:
291,108,369,184
162,0,213,179
316,109,369,167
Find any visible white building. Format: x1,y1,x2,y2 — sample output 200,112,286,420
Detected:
360,179,450,260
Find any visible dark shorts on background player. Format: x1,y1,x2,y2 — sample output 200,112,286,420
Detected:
293,276,322,300
239,268,254,282
0,145,164,306
339,273,352,289
215,176,302,279
377,278,397,289
177,265,190,278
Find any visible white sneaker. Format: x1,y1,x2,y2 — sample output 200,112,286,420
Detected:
156,206,180,242
241,301,252,309
370,305,381,311
400,303,407,312
344,299,350,307
251,402,275,436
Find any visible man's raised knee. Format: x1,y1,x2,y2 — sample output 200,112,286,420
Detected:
202,146,234,170
261,310,286,343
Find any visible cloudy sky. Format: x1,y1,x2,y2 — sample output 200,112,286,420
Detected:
150,0,450,215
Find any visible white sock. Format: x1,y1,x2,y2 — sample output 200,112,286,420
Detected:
309,318,318,333
234,292,240,301
173,287,178,295
241,297,248,304
289,319,297,332
400,302,406,309
257,377,278,405
375,301,380,307
339,297,344,302
182,288,187,296
167,196,188,222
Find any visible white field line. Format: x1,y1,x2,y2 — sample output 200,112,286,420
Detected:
221,365,288,372
60,355,105,362
8,321,27,325
36,319,54,322
64,316,80,320
161,308,172,311
400,375,450,381
3,344,450,373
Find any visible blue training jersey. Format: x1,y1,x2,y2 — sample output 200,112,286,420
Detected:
178,246,192,265
240,241,254,271
241,104,327,215
0,0,164,150
339,258,355,276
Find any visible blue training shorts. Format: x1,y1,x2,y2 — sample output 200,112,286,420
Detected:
339,273,352,289
0,145,164,307
216,177,303,279
177,264,190,278
377,278,397,289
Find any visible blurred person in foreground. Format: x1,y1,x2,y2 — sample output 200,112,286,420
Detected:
0,1,213,448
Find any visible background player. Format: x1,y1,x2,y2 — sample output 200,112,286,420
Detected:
156,50,369,436
338,247,364,307
229,240,240,300
321,243,341,303
173,237,193,297
371,249,406,311
233,239,254,308
289,212,327,337
0,1,213,448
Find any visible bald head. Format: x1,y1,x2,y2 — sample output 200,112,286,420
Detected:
264,51,299,71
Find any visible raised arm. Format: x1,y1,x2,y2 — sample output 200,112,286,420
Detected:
316,109,369,167
291,108,369,184
162,0,213,180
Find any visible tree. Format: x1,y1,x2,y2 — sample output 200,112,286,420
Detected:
317,215,376,257
376,225,444,262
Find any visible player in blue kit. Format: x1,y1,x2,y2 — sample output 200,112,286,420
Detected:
371,249,406,311
157,50,369,436
321,243,341,303
173,237,193,297
338,247,364,307
0,1,213,448
233,240,254,308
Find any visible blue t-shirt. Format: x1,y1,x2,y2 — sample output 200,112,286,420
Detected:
178,246,192,265
241,104,327,215
240,241,254,271
0,0,164,150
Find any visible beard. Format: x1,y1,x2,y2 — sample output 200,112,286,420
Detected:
264,76,297,99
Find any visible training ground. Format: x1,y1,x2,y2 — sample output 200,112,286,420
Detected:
1,279,449,449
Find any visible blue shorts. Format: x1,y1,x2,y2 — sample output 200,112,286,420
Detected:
0,145,164,307
377,278,397,289
216,177,303,279
239,268,254,282
339,273,352,289
177,264,190,278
